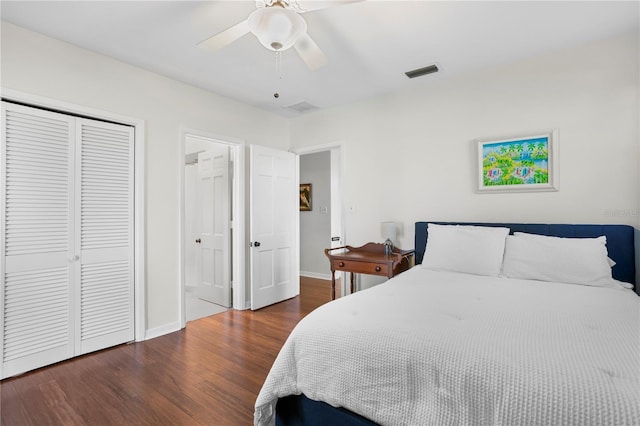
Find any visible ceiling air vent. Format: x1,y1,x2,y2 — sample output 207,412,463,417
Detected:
285,101,319,113
405,64,439,79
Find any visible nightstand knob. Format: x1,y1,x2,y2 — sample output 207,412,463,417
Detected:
339,262,345,267
375,266,381,272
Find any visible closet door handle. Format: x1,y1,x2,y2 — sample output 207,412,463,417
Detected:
195,238,201,244
68,255,79,262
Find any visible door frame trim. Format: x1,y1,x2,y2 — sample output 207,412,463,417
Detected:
293,142,347,296
1,87,147,342
178,128,246,327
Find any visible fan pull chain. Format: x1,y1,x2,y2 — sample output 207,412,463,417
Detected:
274,51,282,99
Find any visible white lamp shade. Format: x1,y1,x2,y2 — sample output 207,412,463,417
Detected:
247,7,307,51
381,222,397,243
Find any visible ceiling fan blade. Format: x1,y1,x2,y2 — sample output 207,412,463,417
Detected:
294,33,327,70
293,0,363,13
197,20,250,52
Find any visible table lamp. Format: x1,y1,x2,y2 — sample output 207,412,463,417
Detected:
381,222,396,256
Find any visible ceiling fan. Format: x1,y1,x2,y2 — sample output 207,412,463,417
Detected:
198,0,360,70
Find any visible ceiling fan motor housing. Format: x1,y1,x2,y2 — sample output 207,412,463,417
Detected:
247,6,307,51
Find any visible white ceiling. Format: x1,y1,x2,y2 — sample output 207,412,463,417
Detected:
1,1,638,117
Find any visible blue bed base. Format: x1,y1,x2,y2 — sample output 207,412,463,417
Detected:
276,394,376,426
274,222,638,425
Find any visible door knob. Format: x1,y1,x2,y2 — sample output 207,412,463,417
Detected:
252,241,261,247
195,238,201,244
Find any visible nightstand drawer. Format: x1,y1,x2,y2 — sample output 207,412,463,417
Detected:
333,260,389,276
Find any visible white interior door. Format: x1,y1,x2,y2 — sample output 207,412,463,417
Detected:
1,102,135,379
330,148,342,249
196,147,231,307
1,103,76,379
250,145,299,310
76,118,134,355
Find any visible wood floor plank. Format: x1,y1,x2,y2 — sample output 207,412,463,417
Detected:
38,380,86,425
1,277,336,425
6,370,61,426
0,382,31,426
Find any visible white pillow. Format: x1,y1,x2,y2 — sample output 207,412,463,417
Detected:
422,224,510,277
502,234,617,287
513,232,617,267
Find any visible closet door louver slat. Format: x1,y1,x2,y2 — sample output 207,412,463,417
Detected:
1,105,75,379
77,119,134,355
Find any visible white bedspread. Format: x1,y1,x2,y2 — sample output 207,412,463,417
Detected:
254,267,640,426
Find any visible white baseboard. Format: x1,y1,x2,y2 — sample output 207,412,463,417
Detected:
300,271,332,281
144,321,182,340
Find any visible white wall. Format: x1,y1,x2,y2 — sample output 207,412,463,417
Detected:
290,32,640,288
2,20,638,324
0,22,290,332
300,151,332,278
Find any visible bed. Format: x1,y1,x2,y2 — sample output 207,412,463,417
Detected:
254,222,640,426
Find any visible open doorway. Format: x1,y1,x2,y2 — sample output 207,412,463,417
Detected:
296,144,346,296
180,131,245,325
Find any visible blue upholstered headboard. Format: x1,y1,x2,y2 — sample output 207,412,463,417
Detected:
415,222,637,294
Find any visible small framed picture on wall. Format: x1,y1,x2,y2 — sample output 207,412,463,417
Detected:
300,183,312,211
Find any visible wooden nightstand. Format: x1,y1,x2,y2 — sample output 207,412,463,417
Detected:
324,242,414,300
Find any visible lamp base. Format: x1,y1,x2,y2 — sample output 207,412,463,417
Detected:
383,239,394,256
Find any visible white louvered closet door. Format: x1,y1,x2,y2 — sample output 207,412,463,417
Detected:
1,102,134,379
1,103,76,379
76,118,134,355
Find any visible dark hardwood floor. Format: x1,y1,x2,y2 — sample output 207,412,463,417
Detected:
1,277,340,426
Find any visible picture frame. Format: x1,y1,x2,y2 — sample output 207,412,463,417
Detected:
477,130,558,193
300,183,312,211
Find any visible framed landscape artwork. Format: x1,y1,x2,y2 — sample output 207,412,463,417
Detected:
300,183,312,211
477,130,558,193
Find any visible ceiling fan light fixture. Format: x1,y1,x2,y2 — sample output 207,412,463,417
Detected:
248,6,307,51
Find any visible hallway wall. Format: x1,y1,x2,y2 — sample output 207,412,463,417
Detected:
300,151,332,279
